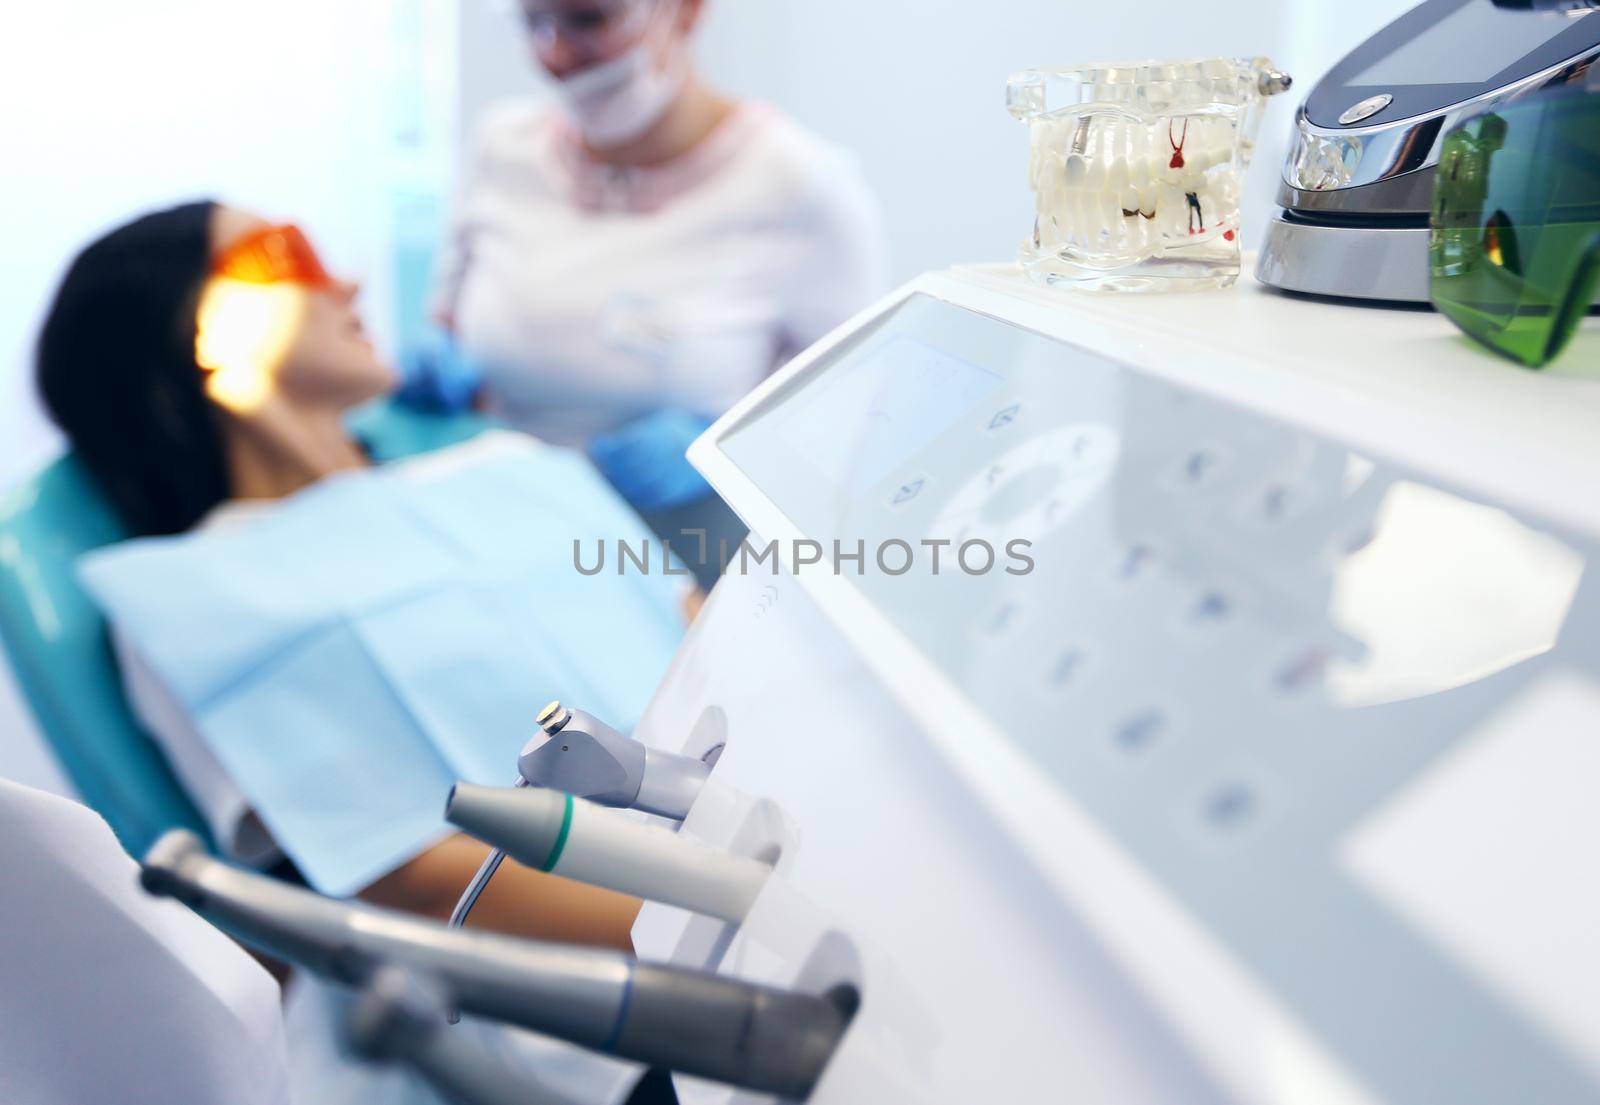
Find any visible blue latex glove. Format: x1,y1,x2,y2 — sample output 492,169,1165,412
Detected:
395,325,483,413
587,407,716,514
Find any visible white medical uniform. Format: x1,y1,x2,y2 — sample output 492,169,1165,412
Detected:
436,100,890,447
0,779,291,1105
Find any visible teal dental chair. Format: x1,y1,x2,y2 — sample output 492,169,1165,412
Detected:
0,401,492,858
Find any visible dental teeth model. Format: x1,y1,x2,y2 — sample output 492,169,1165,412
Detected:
1007,58,1291,292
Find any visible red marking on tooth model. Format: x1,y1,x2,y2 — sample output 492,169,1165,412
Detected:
1224,229,1236,241
1168,119,1188,170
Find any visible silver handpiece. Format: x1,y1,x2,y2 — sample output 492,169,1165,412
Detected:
141,830,846,1099
520,702,710,821
346,967,582,1105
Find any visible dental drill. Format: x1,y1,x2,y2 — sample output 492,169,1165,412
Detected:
521,701,711,820
448,783,771,924
346,967,581,1105
450,700,713,932
142,831,846,1099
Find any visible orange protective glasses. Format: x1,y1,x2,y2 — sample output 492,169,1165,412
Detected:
211,224,333,289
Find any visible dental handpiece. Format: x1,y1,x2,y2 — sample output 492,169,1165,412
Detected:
519,702,710,821
450,700,712,932
448,777,529,933
448,783,771,924
141,830,845,1099
347,967,581,1105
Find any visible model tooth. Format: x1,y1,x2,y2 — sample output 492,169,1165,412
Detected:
1128,120,1145,160
1133,208,1152,252
1098,192,1120,244
1028,110,1253,256
1158,182,1185,237
1084,189,1105,246
1108,149,1130,197
1191,120,1215,170
1204,119,1234,170
1215,119,1236,163
1064,152,1089,189
1083,148,1107,194
1035,146,1059,193
1066,185,1088,246
1069,184,1089,244
1150,150,1168,181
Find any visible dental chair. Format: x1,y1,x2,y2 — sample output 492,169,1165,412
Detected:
0,401,493,858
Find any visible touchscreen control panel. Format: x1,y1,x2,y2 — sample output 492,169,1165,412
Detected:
721,292,1600,1104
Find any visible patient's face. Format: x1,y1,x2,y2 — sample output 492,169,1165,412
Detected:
207,207,394,412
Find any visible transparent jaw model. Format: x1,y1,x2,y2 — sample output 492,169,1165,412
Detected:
1008,58,1290,291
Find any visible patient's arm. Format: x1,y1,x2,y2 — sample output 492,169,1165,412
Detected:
682,586,707,624
360,833,641,952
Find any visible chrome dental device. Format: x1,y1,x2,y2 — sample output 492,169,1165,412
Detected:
1256,0,1600,301
141,830,848,1099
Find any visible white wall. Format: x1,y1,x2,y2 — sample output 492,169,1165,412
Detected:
453,0,1423,285
1287,0,1416,102
698,0,1305,281
454,0,1388,287
0,3,416,484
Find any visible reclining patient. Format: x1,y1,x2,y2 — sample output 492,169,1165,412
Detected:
36,201,687,952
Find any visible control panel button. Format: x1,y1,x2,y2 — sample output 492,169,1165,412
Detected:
889,476,929,507
1184,768,1278,845
1179,589,1237,633
1042,645,1091,692
1338,93,1392,126
987,403,1021,432
1200,781,1261,831
1164,444,1231,491
982,464,1062,530
1273,644,1331,695
1192,591,1232,623
930,423,1119,546
981,600,1026,639
1108,709,1170,759
1112,543,1157,583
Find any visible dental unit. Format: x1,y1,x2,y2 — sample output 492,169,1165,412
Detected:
140,830,849,1100
1257,0,1600,301
42,17,1598,1105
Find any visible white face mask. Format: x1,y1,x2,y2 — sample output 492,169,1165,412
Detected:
554,16,686,149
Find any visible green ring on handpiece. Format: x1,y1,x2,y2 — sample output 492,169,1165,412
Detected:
542,793,575,872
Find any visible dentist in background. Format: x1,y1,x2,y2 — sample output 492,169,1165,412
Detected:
424,0,888,576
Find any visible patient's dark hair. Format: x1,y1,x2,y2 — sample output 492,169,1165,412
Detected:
36,200,231,536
